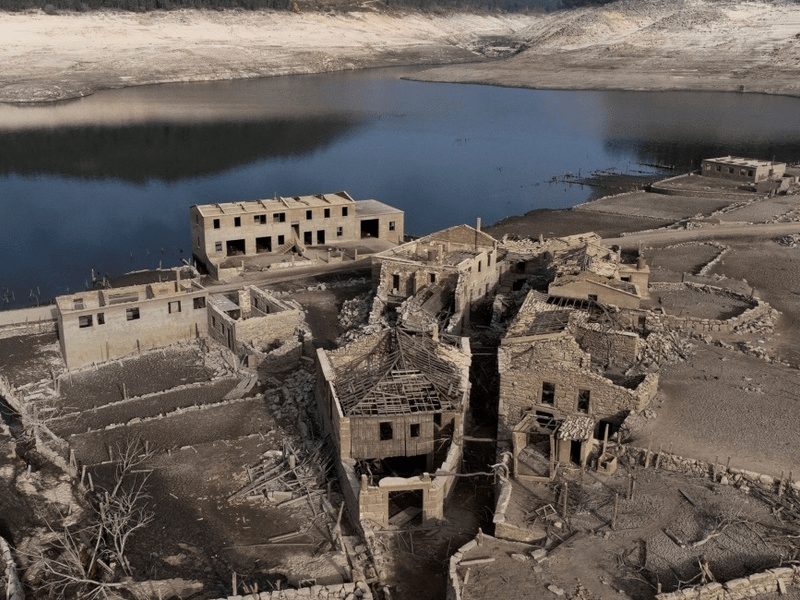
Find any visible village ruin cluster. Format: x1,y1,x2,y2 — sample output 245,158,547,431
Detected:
4,157,800,600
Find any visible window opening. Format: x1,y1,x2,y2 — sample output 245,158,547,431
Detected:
213,219,220,229
79,315,93,328
410,423,420,438
541,382,555,406
126,307,140,321
193,297,206,309
168,300,181,314
380,422,393,441
577,390,590,413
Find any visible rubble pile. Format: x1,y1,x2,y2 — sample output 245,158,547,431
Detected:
231,440,332,505
337,292,373,332
776,233,800,247
263,368,315,424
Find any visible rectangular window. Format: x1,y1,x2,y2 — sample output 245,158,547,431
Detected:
215,242,222,252
336,226,343,237
728,167,735,174
234,216,241,227
254,214,266,224
577,390,590,413
389,221,395,231
487,253,492,267
97,313,105,325
78,315,93,328
306,210,313,220
342,206,348,217
748,169,754,177
541,382,555,406
274,212,286,223
168,300,181,314
324,208,331,218
212,316,216,328
73,298,84,310
716,165,721,172
429,273,436,284
213,218,220,229
278,235,285,246
379,422,393,441
392,274,400,290
478,260,482,272
410,423,420,438
193,297,206,309
433,413,442,427
126,307,140,321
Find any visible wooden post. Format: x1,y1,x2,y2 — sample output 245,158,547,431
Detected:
654,445,663,470
626,473,633,500
644,442,652,469
232,572,237,596
612,493,619,530
602,426,609,457
713,456,718,481
779,470,785,498
561,482,568,519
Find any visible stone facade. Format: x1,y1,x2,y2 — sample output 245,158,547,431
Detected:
56,278,208,369
190,192,404,279
498,291,658,472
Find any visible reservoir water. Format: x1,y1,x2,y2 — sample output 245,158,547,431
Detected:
2,66,800,308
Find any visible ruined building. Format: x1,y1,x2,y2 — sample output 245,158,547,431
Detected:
315,327,471,527
207,286,308,373
701,156,786,183
56,277,208,369
190,191,404,279
369,223,508,333
498,291,658,478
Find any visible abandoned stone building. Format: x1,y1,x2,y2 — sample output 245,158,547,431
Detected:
314,327,471,527
56,277,209,369
498,291,658,478
369,223,509,333
190,191,404,278
701,156,786,183
207,286,307,372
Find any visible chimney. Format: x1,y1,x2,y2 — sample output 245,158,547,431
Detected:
476,217,482,232
175,266,181,292
431,324,439,342
237,289,251,318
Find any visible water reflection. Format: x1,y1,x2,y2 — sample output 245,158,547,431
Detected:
2,70,800,308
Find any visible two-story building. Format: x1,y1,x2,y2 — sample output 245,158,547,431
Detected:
190,191,404,278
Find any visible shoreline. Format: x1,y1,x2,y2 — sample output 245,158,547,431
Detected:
4,0,800,104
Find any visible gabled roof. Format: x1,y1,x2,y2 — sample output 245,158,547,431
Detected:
333,328,462,417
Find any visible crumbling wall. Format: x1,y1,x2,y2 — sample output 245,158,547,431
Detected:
656,566,797,599
212,580,374,600
359,472,445,527
574,322,641,368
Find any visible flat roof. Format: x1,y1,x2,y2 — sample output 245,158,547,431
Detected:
192,191,356,218
354,199,404,218
703,156,785,168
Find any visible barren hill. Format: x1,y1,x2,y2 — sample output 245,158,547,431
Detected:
2,0,800,103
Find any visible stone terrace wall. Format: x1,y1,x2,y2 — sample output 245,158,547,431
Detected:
656,565,800,599
211,580,373,600
646,283,769,334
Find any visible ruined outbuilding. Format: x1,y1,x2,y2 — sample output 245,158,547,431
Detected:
207,286,307,373
315,327,471,527
369,223,508,333
498,291,658,478
701,156,786,183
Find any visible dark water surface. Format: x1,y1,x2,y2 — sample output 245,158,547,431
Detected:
2,66,800,307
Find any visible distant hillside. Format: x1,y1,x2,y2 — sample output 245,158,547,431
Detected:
4,0,609,13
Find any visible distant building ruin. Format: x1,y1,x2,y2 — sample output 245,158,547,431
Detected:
369,223,509,333
190,191,404,279
315,327,471,527
701,156,786,183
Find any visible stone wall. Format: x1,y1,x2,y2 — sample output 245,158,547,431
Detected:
656,565,800,600
211,580,374,600
645,282,769,334
574,322,641,368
